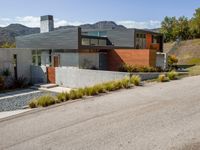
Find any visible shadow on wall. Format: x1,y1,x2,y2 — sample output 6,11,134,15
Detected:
31,66,47,84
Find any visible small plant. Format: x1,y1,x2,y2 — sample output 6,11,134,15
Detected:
29,100,37,108
2,68,11,77
104,82,115,91
0,76,4,89
34,95,56,107
158,74,169,82
130,75,141,86
121,77,131,89
113,81,124,90
11,76,28,88
167,71,178,80
93,84,107,94
57,92,66,102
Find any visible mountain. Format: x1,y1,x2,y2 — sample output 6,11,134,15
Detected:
0,21,126,44
0,24,40,44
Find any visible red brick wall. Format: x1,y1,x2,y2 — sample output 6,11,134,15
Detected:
107,49,157,71
47,67,56,84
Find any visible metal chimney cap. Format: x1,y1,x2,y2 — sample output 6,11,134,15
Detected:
40,15,54,21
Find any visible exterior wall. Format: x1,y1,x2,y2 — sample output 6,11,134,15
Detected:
146,33,152,49
16,28,80,49
0,48,32,81
55,67,161,88
55,52,79,67
79,52,99,69
107,49,157,71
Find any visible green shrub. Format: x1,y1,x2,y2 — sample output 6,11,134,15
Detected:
57,92,66,102
104,82,116,91
130,75,141,86
36,95,56,107
121,77,131,89
158,74,169,82
29,100,37,108
0,76,4,89
93,84,107,94
113,81,124,90
167,71,178,80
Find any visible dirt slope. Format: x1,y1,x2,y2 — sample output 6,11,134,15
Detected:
164,39,200,65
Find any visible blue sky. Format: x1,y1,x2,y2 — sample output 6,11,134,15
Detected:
0,0,199,28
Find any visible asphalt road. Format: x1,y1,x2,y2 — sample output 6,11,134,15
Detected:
1,76,200,150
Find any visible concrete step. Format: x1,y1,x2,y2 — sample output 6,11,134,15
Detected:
32,83,58,89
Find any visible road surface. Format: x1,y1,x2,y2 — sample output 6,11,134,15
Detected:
1,76,200,150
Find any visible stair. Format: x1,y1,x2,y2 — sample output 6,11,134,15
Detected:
31,83,58,90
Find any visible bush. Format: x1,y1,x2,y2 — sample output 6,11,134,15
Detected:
93,84,107,94
1,68,11,77
11,76,28,88
130,75,141,86
0,76,4,89
29,100,37,108
113,81,124,90
57,92,66,102
69,89,84,100
119,64,162,73
167,71,178,80
104,82,116,91
121,77,131,89
158,74,169,82
34,95,56,107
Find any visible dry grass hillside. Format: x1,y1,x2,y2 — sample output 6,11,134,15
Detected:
164,39,200,65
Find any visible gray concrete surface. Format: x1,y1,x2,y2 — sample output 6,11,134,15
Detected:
56,67,161,88
1,76,200,150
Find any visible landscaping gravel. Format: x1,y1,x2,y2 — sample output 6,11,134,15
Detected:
0,90,56,112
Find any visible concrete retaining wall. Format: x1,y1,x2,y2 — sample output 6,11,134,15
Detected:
56,67,161,88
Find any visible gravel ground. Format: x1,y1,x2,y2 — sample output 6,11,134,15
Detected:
0,89,56,112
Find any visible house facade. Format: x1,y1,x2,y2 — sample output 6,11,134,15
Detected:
16,15,165,72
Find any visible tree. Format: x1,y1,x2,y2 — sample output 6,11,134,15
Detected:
174,16,191,40
160,16,177,42
0,42,16,48
190,8,200,38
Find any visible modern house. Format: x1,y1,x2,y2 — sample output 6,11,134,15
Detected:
0,15,166,85
16,15,165,72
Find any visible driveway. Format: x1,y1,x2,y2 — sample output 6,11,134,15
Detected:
1,76,200,150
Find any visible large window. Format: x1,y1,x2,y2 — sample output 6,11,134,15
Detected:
135,33,146,49
81,38,107,46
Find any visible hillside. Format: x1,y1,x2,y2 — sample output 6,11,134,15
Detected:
164,39,200,65
0,21,126,44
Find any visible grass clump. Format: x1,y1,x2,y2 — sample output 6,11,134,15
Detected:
130,75,141,86
121,77,131,89
167,71,178,80
29,95,56,108
158,74,169,82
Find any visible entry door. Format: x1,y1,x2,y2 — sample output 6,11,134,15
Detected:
53,55,60,67
99,53,108,70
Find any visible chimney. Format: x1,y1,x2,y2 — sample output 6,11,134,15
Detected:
40,15,54,33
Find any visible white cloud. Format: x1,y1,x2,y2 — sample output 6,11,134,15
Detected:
117,20,161,29
0,16,161,29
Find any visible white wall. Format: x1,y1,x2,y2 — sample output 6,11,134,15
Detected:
0,48,32,80
56,67,161,88
156,52,167,70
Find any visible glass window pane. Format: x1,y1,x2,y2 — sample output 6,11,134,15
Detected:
82,38,90,45
90,39,98,46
